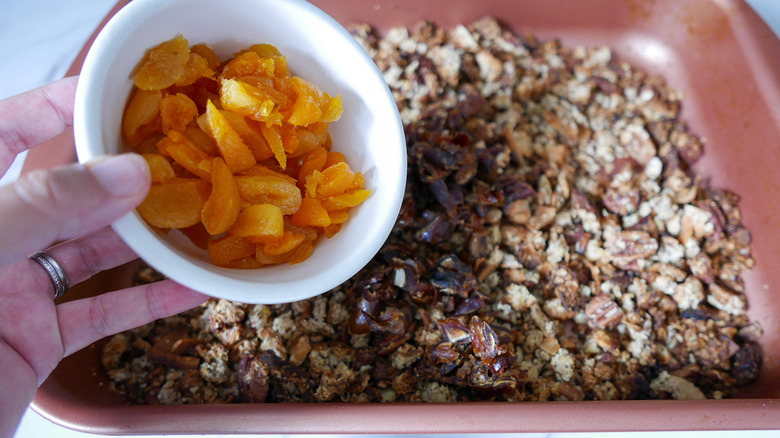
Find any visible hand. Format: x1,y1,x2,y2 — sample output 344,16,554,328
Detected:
0,77,208,438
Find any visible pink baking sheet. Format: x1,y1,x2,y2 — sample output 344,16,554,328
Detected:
28,0,780,433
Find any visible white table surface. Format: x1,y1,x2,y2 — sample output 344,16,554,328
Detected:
3,1,780,437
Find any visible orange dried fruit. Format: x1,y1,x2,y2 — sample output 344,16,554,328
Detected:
201,157,241,235
142,153,175,183
262,230,306,256
175,52,215,87
291,197,331,228
319,95,344,122
239,164,298,185
180,222,210,250
323,151,346,168
287,94,322,126
234,175,301,215
208,234,256,267
318,161,357,197
160,93,198,134
156,130,212,180
137,179,210,228
328,209,350,224
258,123,286,169
323,223,342,238
228,204,284,240
324,189,372,211
219,110,274,161
204,100,257,172
190,43,221,70
184,125,219,155
122,89,162,146
220,78,277,122
298,146,327,188
135,34,190,90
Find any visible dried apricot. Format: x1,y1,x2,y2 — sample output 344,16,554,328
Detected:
324,189,372,211
135,34,190,90
234,175,301,215
208,234,256,267
262,230,306,256
201,157,241,235
137,179,210,228
142,153,175,183
160,93,198,133
122,89,162,146
204,100,257,172
291,197,331,228
156,130,212,180
317,162,357,197
228,204,284,240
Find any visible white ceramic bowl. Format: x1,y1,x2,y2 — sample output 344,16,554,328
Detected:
73,0,406,304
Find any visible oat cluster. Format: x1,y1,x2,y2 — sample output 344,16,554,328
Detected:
102,18,762,404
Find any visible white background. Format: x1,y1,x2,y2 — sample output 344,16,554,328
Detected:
2,0,780,437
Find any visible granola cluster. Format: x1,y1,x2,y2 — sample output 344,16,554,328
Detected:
102,18,763,404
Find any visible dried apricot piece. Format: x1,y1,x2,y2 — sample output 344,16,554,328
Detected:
298,147,327,188
318,161,357,197
175,52,215,87
180,222,210,250
137,178,210,228
239,164,298,185
226,256,264,269
220,78,277,122
208,234,256,267
280,124,299,154
324,189,372,211
323,223,342,238
323,151,346,168
160,93,198,133
291,197,331,228
262,230,306,256
184,125,219,155
287,240,314,264
228,204,284,240
142,153,175,183
328,209,350,224
204,100,257,173
156,130,212,180
319,95,344,122
288,94,322,126
190,43,221,70
304,170,323,198
122,89,162,145
135,34,190,90
201,157,241,235
258,123,286,169
234,175,301,215
219,110,274,161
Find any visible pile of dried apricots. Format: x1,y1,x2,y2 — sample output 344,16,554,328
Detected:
122,35,370,268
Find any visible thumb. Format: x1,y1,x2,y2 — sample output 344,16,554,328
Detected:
0,153,150,267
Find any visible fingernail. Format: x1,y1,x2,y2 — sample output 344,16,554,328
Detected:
90,154,150,197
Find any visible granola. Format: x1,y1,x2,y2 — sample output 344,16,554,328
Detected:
103,17,762,403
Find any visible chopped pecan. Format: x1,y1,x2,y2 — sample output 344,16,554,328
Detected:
585,294,624,329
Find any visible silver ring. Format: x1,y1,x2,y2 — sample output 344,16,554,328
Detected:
29,251,69,299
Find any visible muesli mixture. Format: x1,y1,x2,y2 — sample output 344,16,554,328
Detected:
102,18,763,404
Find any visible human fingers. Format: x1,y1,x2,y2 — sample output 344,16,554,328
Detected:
57,279,208,357
0,153,150,268
0,76,78,174
31,226,138,293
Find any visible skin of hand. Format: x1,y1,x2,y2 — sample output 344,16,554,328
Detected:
0,76,208,438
